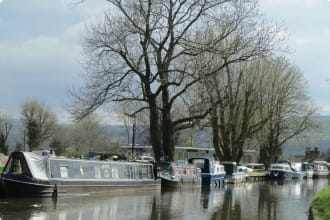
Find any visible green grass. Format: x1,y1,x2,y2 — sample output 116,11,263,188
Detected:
312,186,330,220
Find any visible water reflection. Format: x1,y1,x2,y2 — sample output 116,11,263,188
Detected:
0,179,328,220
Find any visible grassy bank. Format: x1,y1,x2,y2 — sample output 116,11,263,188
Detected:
312,186,330,220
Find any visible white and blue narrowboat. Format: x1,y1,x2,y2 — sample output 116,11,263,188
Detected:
188,157,225,186
155,161,201,188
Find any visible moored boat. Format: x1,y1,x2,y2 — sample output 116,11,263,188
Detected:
312,161,329,178
0,151,161,197
301,162,313,178
188,157,225,186
155,161,201,188
290,162,304,180
269,163,294,180
292,171,304,180
222,161,246,184
245,163,266,172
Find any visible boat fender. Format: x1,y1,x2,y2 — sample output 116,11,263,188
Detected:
52,183,58,198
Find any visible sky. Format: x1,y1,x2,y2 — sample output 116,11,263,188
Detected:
1,0,330,123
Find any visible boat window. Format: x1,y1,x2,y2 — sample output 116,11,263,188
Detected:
60,166,69,178
94,166,101,179
138,164,153,179
126,165,135,179
102,164,111,178
80,166,84,176
191,159,205,170
271,165,283,169
48,159,153,180
111,167,118,179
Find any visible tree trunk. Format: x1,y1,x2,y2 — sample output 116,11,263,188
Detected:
162,108,175,161
149,102,162,161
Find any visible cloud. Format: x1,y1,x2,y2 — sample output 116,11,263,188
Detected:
261,0,325,9
0,0,112,121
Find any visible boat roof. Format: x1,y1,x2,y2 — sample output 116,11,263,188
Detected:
188,156,215,161
271,163,291,167
222,161,237,165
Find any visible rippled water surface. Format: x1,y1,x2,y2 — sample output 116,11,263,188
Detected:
0,179,328,220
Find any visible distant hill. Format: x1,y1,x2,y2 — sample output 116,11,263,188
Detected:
282,116,330,156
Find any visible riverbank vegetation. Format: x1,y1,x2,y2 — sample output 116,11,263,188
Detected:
312,186,330,220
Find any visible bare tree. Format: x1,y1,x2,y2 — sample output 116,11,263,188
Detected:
70,0,281,161
0,112,12,154
255,57,318,168
21,100,57,150
69,114,102,155
205,60,270,162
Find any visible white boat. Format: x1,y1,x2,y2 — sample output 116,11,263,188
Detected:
188,157,225,186
245,163,266,172
222,161,246,184
301,162,314,178
313,161,329,178
155,161,201,188
269,163,294,180
290,162,304,180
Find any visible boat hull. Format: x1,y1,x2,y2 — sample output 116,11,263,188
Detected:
160,176,201,188
292,171,304,180
225,173,246,184
201,173,225,185
1,177,161,197
1,151,161,197
269,170,293,180
313,171,329,178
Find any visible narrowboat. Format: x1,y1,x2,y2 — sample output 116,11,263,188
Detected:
188,157,225,186
269,163,293,180
222,162,246,184
301,162,313,178
0,151,161,197
155,161,201,188
312,161,329,178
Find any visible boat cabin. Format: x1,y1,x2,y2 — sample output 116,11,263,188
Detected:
1,152,160,197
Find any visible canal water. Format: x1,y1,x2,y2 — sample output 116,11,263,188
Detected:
0,179,328,220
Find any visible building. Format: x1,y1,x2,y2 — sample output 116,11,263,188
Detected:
120,145,258,163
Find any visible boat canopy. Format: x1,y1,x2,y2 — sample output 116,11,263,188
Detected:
3,152,48,181
188,157,216,173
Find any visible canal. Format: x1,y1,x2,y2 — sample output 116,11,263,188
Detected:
0,179,328,220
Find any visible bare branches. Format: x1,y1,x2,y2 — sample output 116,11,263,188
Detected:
70,0,290,161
